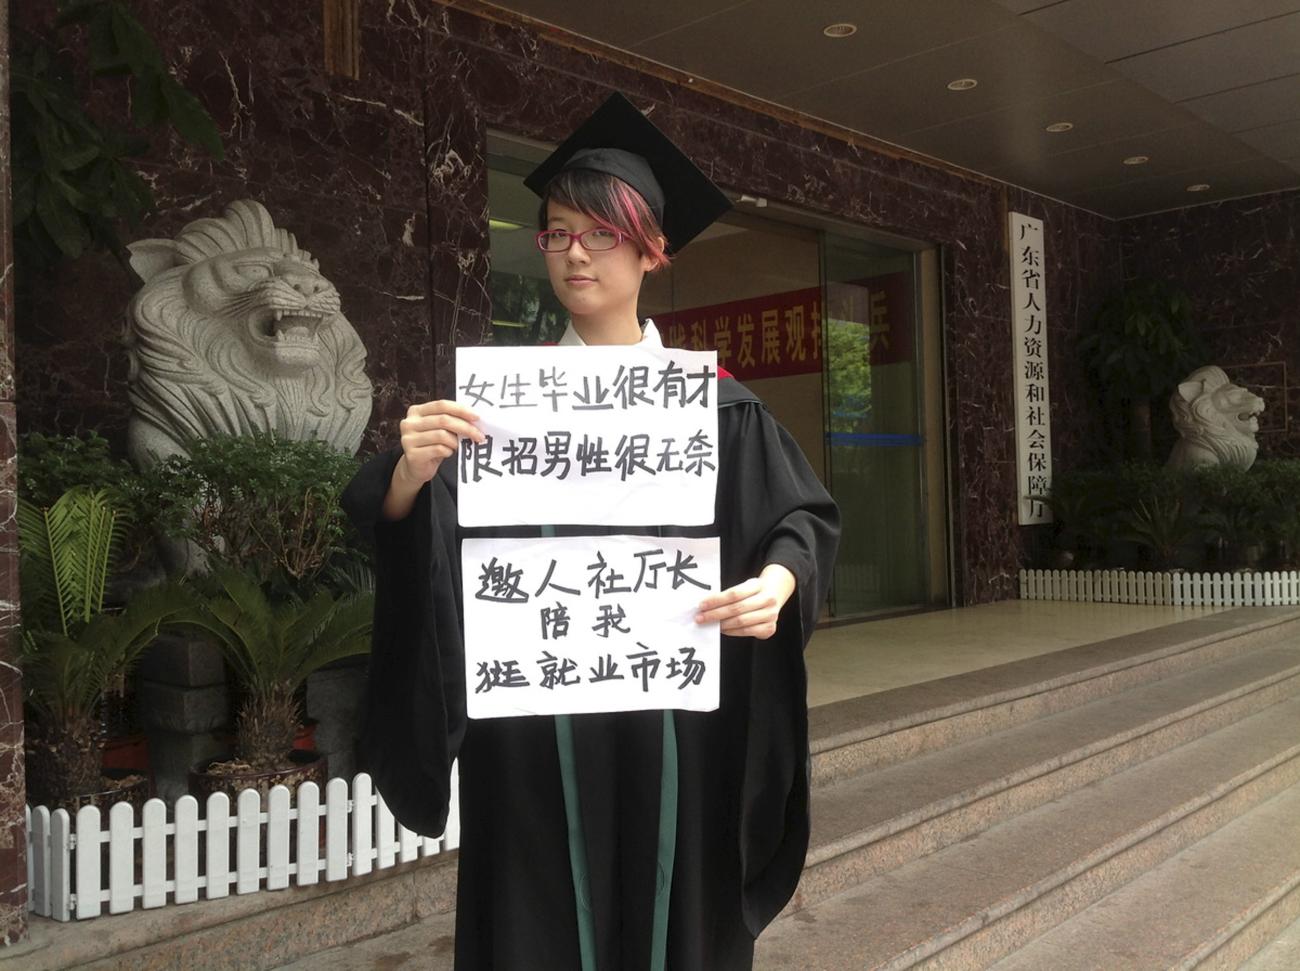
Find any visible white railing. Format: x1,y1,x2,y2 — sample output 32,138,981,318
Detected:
1020,568,1300,607
26,767,460,922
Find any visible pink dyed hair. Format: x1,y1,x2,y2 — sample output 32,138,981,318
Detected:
539,168,672,272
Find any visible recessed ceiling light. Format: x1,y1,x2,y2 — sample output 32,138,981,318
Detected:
1045,122,1073,133
947,78,978,91
1187,183,1211,192
1123,155,1150,165
823,23,857,38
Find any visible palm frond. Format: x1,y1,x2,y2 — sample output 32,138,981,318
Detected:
287,592,373,685
17,488,124,636
17,497,60,630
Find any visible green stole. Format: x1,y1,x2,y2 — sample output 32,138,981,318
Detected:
546,534,680,971
553,712,678,971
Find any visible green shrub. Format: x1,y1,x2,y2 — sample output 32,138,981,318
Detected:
150,433,361,599
1253,459,1300,568
17,431,168,574
1190,464,1272,568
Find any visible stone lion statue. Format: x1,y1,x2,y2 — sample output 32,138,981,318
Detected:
124,200,372,470
1166,365,1265,471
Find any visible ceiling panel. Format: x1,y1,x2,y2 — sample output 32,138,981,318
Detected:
898,80,1198,169
994,122,1262,199
1022,0,1300,64
1070,156,1300,217
482,0,1300,216
1110,11,1300,102
479,0,750,49
630,0,1014,102
1236,118,1300,157
784,20,1112,140
992,1,1054,13
1181,74,1300,132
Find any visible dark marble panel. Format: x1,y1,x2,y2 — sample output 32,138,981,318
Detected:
1119,189,1300,458
0,17,10,408
15,1,429,213
0,398,24,945
0,0,26,943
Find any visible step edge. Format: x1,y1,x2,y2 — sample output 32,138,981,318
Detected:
1173,871,1300,971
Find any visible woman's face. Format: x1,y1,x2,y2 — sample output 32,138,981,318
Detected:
543,200,657,323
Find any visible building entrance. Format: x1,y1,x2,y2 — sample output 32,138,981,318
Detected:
486,137,949,618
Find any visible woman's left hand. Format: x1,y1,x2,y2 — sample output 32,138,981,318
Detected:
695,564,797,640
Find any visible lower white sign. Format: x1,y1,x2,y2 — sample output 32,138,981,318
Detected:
462,535,721,719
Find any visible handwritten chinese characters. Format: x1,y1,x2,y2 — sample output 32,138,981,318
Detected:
1009,213,1053,525
463,536,721,718
456,345,719,527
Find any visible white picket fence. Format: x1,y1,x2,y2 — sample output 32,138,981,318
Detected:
1020,568,1300,607
26,767,460,922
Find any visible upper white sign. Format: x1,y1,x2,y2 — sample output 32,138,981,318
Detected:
455,345,720,527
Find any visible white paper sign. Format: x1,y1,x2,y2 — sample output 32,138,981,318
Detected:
455,345,719,527
1009,212,1053,525
462,535,721,719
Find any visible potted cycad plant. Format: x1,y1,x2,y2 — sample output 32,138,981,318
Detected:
179,568,372,800
18,486,190,810
18,430,172,775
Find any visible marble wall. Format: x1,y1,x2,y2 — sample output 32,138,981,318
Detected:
11,0,1122,611
0,0,28,946
1119,190,1300,459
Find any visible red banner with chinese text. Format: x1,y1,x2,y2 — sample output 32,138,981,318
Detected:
656,273,911,381
656,288,822,380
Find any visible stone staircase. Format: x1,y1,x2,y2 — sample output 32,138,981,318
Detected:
12,606,1299,970
755,606,1300,970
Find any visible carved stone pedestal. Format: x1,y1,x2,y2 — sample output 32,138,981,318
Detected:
135,635,230,803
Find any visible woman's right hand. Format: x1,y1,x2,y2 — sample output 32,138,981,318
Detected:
397,399,486,484
383,400,484,521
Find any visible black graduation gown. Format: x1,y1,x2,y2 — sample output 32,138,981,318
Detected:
342,378,840,971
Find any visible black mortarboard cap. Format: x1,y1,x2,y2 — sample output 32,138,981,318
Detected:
523,92,732,253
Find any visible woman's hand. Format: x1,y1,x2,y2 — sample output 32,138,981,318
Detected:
695,564,796,640
382,400,484,521
397,399,485,484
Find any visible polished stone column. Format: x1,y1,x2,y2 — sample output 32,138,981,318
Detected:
0,0,28,947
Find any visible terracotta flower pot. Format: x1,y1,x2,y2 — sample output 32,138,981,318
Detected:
102,732,150,775
292,718,319,752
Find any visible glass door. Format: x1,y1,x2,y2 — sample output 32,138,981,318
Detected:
824,236,929,616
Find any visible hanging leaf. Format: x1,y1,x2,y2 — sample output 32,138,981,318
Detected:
50,141,101,172
35,178,91,258
130,70,166,128
86,4,129,76
162,78,225,159
14,0,225,275
55,0,104,27
109,4,165,76
12,169,37,225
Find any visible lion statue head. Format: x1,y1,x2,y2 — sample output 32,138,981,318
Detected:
124,200,372,470
1166,365,1265,471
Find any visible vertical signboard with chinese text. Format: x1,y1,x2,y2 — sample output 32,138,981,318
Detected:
1009,213,1053,525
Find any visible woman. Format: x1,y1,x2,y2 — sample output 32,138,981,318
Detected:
343,93,839,971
